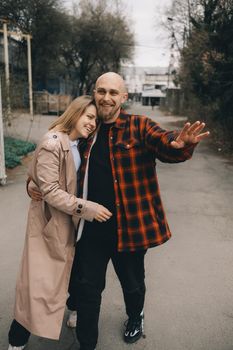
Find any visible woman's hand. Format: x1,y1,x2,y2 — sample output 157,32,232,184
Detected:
94,205,112,222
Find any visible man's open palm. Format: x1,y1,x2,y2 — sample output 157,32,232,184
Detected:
170,121,210,149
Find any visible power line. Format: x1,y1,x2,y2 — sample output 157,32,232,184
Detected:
134,44,169,49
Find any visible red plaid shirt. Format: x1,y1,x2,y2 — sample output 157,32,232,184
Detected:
78,111,195,252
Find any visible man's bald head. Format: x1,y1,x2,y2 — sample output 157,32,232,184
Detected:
95,72,127,93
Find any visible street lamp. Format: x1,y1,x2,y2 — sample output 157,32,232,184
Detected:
167,17,181,53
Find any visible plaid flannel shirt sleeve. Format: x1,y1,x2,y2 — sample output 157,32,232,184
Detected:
143,117,196,163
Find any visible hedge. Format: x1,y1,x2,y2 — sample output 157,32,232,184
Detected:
4,137,36,169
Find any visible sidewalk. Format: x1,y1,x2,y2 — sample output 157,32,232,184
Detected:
1,104,233,350
4,112,58,144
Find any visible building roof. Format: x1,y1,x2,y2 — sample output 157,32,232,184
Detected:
142,89,166,98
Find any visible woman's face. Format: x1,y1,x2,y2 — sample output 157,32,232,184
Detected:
73,104,97,139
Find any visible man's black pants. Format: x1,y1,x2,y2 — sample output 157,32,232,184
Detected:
8,320,31,346
67,221,146,350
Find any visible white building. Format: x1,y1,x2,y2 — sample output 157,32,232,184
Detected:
121,65,178,106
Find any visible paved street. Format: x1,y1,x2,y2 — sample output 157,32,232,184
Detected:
1,104,233,350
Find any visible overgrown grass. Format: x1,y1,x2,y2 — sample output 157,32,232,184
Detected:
4,137,36,168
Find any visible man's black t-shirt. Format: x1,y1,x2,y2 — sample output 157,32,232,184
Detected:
85,123,117,233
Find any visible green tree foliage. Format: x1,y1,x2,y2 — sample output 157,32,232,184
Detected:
61,0,134,94
0,0,134,95
168,0,233,137
0,0,70,87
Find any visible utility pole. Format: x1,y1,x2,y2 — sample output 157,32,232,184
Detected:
167,19,177,89
187,0,192,36
27,34,33,119
3,20,11,126
0,20,33,121
0,78,7,185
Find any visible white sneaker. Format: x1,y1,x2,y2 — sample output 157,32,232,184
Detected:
66,310,77,328
8,345,26,350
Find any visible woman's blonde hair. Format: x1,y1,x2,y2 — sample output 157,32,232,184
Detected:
49,95,96,134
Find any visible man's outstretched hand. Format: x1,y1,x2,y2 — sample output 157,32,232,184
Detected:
170,121,210,149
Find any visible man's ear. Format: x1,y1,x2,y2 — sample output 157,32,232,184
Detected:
121,92,128,103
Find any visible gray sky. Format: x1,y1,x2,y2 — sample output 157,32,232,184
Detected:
125,0,172,67
64,0,173,67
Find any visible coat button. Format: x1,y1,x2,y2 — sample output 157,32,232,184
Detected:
53,135,57,138
78,204,83,209
77,209,81,213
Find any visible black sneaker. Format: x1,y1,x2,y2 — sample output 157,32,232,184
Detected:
124,311,144,344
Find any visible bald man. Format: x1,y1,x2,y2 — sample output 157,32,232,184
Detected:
66,72,209,350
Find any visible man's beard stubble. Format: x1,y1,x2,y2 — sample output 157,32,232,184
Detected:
97,105,121,122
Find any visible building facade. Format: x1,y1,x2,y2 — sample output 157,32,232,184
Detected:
121,65,178,106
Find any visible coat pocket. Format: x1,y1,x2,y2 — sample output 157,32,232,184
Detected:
26,200,47,238
43,216,55,237
42,217,68,260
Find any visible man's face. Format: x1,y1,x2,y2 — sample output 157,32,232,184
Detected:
94,75,128,123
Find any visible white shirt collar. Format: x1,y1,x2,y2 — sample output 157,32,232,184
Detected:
69,139,79,147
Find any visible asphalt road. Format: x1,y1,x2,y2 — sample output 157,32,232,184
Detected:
0,104,233,350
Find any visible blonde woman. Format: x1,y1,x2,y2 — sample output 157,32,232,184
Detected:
8,95,112,350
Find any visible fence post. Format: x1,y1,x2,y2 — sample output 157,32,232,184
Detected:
0,78,7,185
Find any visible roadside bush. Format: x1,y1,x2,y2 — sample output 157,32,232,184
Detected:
4,137,36,168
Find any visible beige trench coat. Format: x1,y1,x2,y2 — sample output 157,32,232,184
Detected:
14,131,99,340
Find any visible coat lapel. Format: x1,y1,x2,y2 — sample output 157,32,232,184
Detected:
59,132,77,195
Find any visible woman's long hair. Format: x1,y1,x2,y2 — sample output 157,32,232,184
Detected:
49,95,96,134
